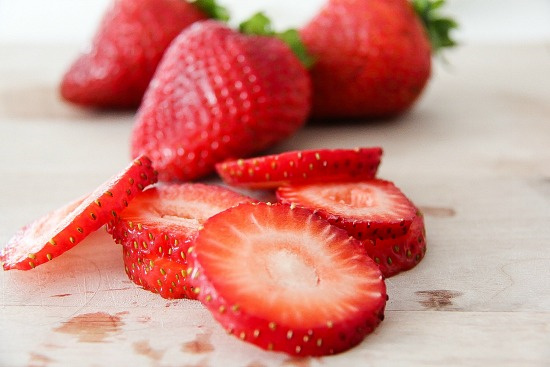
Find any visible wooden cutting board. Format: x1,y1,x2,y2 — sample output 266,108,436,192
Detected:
1,43,549,367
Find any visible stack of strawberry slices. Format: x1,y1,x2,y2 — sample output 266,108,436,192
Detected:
1,148,425,356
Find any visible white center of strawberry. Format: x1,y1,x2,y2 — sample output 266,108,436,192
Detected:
264,249,320,289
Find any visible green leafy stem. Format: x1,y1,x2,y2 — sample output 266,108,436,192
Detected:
239,12,315,69
412,0,459,53
191,0,230,22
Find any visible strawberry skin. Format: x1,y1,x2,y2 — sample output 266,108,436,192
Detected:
216,147,382,189
364,209,426,277
131,20,311,182
190,202,387,356
277,180,417,240
122,246,196,299
300,0,431,118
107,183,253,263
1,156,157,270
60,0,208,108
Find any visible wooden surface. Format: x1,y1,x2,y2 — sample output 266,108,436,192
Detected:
1,42,549,367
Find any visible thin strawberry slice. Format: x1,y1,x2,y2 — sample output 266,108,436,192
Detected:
0,156,157,270
365,210,427,278
122,246,196,299
107,183,253,263
215,147,382,189
277,179,416,240
189,202,387,356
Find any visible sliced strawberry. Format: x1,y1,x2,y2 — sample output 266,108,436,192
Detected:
277,180,416,241
0,156,157,271
364,210,427,278
107,183,253,263
216,147,383,189
189,202,387,356
122,246,196,299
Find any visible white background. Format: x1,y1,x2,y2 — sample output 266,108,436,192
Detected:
0,0,549,44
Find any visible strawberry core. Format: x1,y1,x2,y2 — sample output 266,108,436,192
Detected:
264,249,320,289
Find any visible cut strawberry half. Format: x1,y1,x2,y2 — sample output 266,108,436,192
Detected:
189,202,387,356
107,183,253,263
365,210,427,278
0,156,157,271
277,180,416,240
216,147,382,189
122,246,196,299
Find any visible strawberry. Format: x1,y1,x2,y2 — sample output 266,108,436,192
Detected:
276,180,417,240
131,15,312,182
1,156,157,270
122,246,196,299
107,183,253,263
300,0,457,119
216,147,382,189
363,209,426,277
189,202,387,356
60,0,228,108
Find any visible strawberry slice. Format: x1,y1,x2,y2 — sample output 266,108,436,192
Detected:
189,202,387,356
107,183,253,263
277,180,416,240
0,156,157,271
364,210,427,278
215,147,382,189
122,246,196,299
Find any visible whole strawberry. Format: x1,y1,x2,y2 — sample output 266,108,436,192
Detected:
131,16,312,182
60,0,228,108
300,0,456,119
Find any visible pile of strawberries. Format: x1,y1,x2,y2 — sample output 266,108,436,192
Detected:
2,0,456,358
60,0,455,182
1,148,426,356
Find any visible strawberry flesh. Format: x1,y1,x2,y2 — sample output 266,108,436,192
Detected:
189,202,386,356
216,147,383,189
1,156,157,270
277,180,416,240
107,183,253,263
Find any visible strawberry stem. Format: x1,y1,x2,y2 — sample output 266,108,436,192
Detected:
190,0,230,22
238,12,272,36
239,12,315,69
411,0,458,53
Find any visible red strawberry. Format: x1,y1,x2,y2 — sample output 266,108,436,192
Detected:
300,0,456,119
364,209,426,277
131,17,311,182
277,180,416,240
122,246,196,299
1,156,157,270
216,147,382,189
189,202,387,356
107,183,253,263
60,0,227,108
